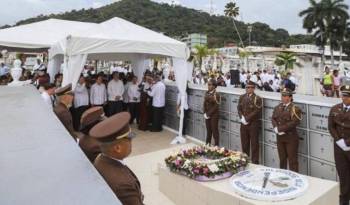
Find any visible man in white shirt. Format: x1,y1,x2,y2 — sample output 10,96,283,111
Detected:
128,76,141,124
110,63,118,74
0,62,9,84
260,70,268,85
240,71,247,88
147,74,165,132
107,72,124,116
0,63,9,77
73,75,90,130
90,75,107,107
41,83,56,109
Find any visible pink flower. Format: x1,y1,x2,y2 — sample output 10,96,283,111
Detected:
203,168,209,175
193,168,200,174
175,160,181,166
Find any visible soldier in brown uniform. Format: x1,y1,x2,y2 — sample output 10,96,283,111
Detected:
328,85,350,205
91,112,144,205
237,81,262,164
203,79,221,146
78,106,106,163
54,84,77,140
272,88,302,172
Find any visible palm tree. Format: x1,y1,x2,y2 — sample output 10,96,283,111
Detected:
336,21,350,62
224,1,244,47
275,52,297,72
193,44,209,71
300,0,349,69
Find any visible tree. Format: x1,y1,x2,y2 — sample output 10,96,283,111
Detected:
5,0,317,48
193,45,209,71
300,0,349,69
275,52,297,72
224,1,244,47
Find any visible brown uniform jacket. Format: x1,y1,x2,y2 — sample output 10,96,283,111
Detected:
328,103,350,146
272,103,302,136
54,102,76,139
237,93,262,123
203,90,221,118
78,135,100,162
94,155,144,205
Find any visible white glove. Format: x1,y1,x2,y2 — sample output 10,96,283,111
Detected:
241,116,248,125
274,127,286,135
204,113,210,120
336,139,350,151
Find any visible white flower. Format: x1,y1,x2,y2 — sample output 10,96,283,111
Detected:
208,164,219,173
182,160,191,168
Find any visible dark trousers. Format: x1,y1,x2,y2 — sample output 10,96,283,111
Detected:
122,102,128,111
72,105,89,131
128,102,140,124
277,134,299,172
205,117,219,146
335,143,350,203
107,101,123,117
182,109,189,135
151,106,164,132
240,122,260,164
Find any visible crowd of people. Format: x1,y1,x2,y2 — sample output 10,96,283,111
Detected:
320,66,342,98
2,58,350,204
191,68,298,93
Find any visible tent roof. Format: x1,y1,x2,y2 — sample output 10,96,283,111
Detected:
58,17,188,59
0,19,96,49
74,17,182,44
0,17,188,59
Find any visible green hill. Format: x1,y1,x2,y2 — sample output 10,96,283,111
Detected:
2,0,314,48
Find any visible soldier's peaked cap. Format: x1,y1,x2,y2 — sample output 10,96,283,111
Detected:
89,112,135,143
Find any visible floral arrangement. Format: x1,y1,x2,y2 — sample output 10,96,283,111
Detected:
165,145,249,181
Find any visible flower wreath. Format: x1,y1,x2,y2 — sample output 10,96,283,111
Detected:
165,145,249,181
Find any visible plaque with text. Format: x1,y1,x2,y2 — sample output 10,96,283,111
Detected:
308,105,330,132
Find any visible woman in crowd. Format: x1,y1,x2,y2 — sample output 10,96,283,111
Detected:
203,79,221,146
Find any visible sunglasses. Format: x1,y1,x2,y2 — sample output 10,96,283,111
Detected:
246,86,255,89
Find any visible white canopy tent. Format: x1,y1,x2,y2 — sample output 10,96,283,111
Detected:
0,19,96,49
0,17,192,142
49,17,189,88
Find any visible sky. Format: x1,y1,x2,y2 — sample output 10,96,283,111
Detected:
1,0,349,34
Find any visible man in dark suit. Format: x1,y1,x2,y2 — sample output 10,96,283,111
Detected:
54,83,77,140
90,112,144,205
329,85,350,205
272,88,302,172
237,81,262,164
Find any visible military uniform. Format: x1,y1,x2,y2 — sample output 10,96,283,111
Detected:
238,92,262,164
328,85,350,205
272,89,302,172
94,155,143,205
203,89,221,146
90,112,144,205
54,84,76,140
78,106,105,162
54,102,76,139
